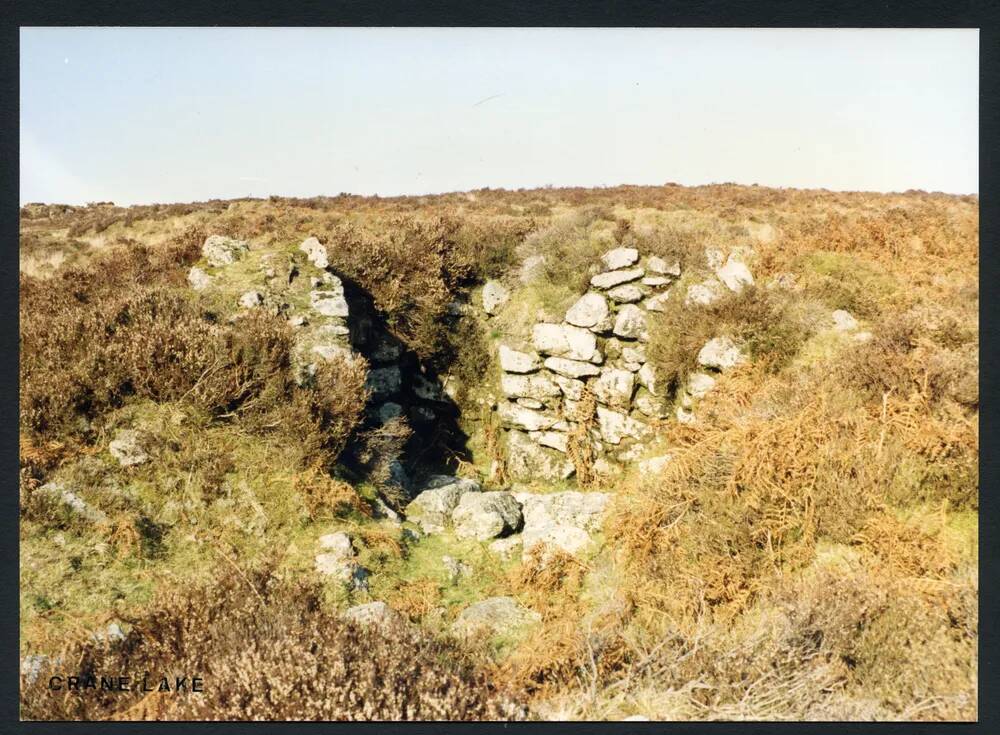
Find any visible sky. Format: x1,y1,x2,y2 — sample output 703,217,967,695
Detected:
20,28,979,205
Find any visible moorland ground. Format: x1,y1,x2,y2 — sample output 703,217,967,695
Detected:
19,183,978,720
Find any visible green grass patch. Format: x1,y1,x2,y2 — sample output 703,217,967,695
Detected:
795,250,899,318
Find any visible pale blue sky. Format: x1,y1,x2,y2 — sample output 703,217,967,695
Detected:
20,28,978,205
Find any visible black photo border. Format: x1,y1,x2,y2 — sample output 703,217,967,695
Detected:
1,2,995,734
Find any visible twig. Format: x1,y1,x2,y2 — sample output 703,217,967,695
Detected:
207,537,266,607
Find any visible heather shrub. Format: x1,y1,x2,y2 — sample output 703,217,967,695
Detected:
20,233,206,435
319,217,468,363
21,269,368,475
346,416,413,507
926,344,978,408
440,314,491,389
838,305,979,410
647,286,813,392
450,215,536,280
305,356,372,463
20,568,528,721
102,289,234,404
837,313,921,401
20,288,294,436
620,224,702,271
251,354,370,470
525,209,617,292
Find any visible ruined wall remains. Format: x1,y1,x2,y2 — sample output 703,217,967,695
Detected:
487,245,757,482
487,247,671,481
190,235,758,489
189,235,467,492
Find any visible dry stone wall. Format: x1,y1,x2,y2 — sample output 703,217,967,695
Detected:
189,234,764,489
493,246,679,482
490,245,759,481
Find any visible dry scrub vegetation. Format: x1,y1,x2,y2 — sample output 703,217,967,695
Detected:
20,566,526,721
20,184,977,721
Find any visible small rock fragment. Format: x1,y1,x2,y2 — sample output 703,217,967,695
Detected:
607,284,645,303
591,267,645,290
532,323,596,361
637,454,672,474
36,482,108,524
687,371,717,398
497,402,559,431
600,247,639,270
637,363,661,396
299,236,329,269
565,292,610,328
506,431,575,482
518,491,610,556
238,290,263,309
501,373,561,402
489,535,523,560
498,345,542,374
643,291,671,312
685,279,723,307
452,597,541,638
832,309,859,332
642,275,671,287
405,476,481,533
596,406,649,444
202,235,249,267
109,429,149,467
613,304,649,341
452,492,523,540
519,255,546,285
442,556,474,584
592,368,636,408
715,255,754,293
481,280,511,315
309,290,349,318
187,266,212,291
543,356,601,379
646,256,680,276
697,337,746,371
318,531,354,556
366,366,402,397
344,601,402,629
532,430,570,453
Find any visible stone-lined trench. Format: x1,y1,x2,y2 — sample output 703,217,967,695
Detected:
185,234,776,620
190,234,764,500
